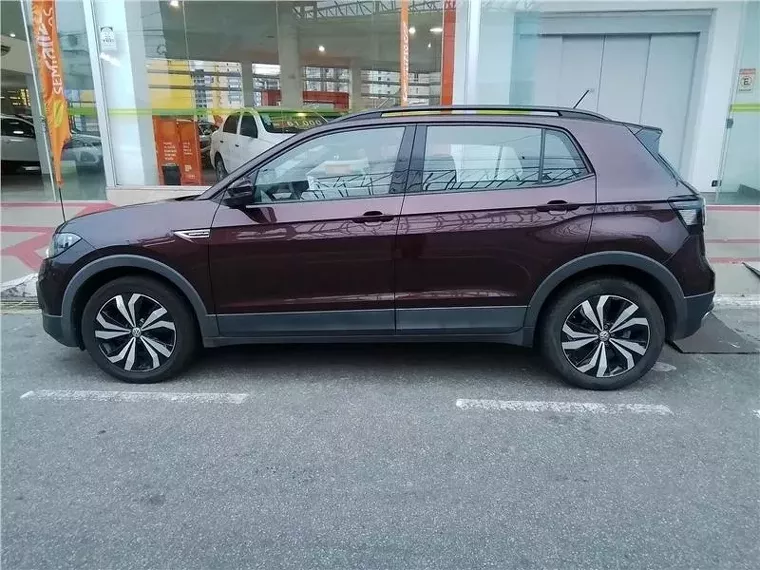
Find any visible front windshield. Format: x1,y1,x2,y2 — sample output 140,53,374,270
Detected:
258,111,327,134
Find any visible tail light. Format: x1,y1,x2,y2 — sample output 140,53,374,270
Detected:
669,196,705,233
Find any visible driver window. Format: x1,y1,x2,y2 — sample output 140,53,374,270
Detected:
252,127,404,203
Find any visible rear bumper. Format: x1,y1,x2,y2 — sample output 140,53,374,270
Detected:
674,290,714,340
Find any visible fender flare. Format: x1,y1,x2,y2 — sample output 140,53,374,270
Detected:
523,251,686,336
60,254,218,344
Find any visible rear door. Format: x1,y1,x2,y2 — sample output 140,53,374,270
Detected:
210,124,413,337
394,122,595,335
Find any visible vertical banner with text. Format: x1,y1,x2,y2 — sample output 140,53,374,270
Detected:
400,0,409,106
31,0,70,186
440,0,457,105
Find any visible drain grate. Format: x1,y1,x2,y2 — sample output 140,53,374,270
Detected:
0,298,40,313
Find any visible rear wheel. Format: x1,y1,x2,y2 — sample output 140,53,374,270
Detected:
540,278,665,390
81,276,198,383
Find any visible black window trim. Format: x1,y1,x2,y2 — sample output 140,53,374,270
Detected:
225,124,415,206
407,121,594,196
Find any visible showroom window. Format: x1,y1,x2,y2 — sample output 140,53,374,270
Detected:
89,0,446,188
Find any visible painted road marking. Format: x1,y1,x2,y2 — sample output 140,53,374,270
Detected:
456,399,673,415
20,389,248,404
652,361,677,372
754,410,760,419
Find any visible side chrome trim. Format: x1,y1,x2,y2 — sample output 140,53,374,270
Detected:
173,229,211,241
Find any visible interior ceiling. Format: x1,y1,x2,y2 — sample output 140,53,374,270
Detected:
150,0,444,71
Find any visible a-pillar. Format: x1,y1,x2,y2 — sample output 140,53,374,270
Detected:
349,60,363,110
84,0,157,186
240,61,255,107
277,1,303,108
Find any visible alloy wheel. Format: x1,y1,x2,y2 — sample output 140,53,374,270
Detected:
560,294,650,378
94,294,176,372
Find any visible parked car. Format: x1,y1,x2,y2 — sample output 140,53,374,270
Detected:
38,105,714,390
1,113,103,172
1,114,39,172
210,108,327,180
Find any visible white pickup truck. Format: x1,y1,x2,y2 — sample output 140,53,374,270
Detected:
209,108,328,180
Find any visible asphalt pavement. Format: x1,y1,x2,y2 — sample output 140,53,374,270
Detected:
2,307,759,570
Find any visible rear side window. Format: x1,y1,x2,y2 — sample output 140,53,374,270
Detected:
421,125,588,193
222,114,239,134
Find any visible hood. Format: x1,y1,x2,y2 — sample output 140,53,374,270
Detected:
61,197,218,249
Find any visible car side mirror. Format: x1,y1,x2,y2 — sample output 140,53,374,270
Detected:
224,177,255,208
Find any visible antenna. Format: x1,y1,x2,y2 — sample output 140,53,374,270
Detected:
572,89,591,109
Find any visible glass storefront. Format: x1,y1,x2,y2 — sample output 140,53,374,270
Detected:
89,0,445,188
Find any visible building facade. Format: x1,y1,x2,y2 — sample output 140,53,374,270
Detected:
1,0,758,207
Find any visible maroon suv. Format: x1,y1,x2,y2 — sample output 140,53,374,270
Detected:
38,106,714,390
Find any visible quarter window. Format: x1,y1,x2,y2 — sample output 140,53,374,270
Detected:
251,127,405,203
421,125,588,193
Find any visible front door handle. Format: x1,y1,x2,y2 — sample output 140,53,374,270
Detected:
535,200,579,212
353,210,394,223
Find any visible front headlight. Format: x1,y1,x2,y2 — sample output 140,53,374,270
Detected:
46,233,81,258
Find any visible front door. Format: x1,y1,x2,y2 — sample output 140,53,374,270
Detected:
210,124,412,337
395,122,595,335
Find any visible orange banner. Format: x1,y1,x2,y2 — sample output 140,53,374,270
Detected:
31,0,70,186
440,0,457,105
399,0,409,106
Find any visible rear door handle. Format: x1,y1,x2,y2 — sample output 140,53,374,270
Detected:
535,200,579,212
353,210,394,223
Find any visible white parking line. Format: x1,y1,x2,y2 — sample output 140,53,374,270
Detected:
456,399,673,416
754,410,760,419
20,389,248,404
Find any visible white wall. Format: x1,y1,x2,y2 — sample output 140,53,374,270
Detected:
452,0,747,193
720,0,760,193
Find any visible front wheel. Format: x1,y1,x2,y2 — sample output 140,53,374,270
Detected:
214,155,228,181
81,276,199,383
540,278,665,390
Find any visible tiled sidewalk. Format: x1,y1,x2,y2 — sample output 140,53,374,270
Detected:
1,201,112,283
1,201,759,294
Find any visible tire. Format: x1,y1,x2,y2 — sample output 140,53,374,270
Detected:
539,278,665,390
81,276,199,383
214,155,228,181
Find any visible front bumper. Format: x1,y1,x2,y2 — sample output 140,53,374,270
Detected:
675,290,715,340
41,311,79,347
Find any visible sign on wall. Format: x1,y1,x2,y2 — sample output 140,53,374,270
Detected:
738,68,756,93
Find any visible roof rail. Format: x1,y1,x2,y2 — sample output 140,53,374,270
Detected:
336,105,609,123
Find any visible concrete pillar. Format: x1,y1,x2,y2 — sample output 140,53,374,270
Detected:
349,60,363,110
88,0,158,186
453,0,517,104
277,1,303,107
241,61,255,107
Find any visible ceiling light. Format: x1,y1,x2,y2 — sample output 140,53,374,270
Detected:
318,45,325,53
408,26,416,35
430,26,443,34
9,32,16,38
427,42,432,49
169,0,179,7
